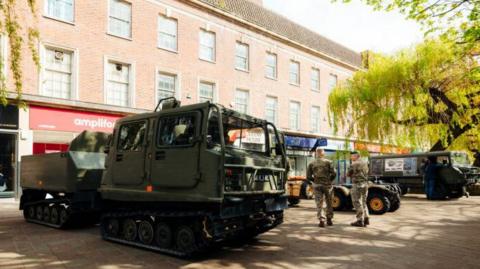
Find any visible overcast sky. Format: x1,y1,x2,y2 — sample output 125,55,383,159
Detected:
263,0,424,54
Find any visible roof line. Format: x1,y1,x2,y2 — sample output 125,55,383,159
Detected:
183,0,361,71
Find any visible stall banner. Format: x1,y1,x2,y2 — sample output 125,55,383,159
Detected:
30,106,122,133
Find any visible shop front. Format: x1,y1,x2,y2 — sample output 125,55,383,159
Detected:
29,105,122,154
284,134,353,184
0,105,19,198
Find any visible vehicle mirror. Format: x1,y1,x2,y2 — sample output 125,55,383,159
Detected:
274,144,283,156
206,135,215,149
104,144,110,154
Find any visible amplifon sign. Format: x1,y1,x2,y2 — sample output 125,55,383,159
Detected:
29,106,122,133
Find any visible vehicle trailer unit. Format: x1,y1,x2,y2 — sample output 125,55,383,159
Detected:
20,131,109,228
99,99,288,257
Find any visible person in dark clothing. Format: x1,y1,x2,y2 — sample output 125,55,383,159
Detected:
424,156,444,200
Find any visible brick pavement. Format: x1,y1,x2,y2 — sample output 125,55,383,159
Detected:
0,196,479,269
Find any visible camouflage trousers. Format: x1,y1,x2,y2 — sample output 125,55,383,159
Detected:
313,184,334,221
351,182,369,221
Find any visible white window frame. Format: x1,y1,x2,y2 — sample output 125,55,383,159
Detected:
311,68,320,92
234,88,250,114
38,43,79,100
155,69,181,106
107,0,132,40
157,15,178,52
265,52,277,80
197,79,217,103
235,42,249,72
103,56,135,107
328,73,338,92
310,106,321,133
289,60,300,86
199,29,216,63
43,0,75,24
289,101,301,131
265,95,278,124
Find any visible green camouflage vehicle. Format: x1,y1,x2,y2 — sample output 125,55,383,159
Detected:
369,151,480,199
99,98,288,257
19,131,109,228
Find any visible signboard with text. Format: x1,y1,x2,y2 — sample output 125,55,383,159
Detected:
0,105,19,130
29,106,122,133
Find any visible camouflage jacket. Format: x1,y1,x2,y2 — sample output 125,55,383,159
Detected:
307,158,337,185
348,159,369,184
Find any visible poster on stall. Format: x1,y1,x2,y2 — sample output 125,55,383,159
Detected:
402,158,417,176
385,158,404,172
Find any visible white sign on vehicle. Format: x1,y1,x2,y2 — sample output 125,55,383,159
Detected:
385,158,404,172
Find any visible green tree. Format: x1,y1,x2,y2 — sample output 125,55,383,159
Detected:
0,0,39,106
328,40,480,157
336,0,479,50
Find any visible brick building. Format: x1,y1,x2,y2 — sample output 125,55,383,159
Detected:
0,0,365,198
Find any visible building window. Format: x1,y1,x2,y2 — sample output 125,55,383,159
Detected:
265,52,277,79
234,89,249,114
265,96,278,124
108,0,132,38
311,106,320,133
328,73,338,91
106,61,131,107
45,0,74,22
289,101,301,130
235,42,249,71
199,81,215,102
158,15,177,52
311,68,320,91
42,47,74,99
199,30,215,62
289,61,300,85
157,72,176,101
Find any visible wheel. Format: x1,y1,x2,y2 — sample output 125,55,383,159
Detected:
332,189,347,211
367,192,391,215
26,206,36,220
155,222,173,248
50,207,59,224
288,197,300,206
175,225,196,253
399,185,409,196
59,207,69,225
138,220,154,245
105,218,120,236
36,205,43,220
43,206,51,222
389,198,401,212
448,187,465,199
122,219,137,241
301,182,314,199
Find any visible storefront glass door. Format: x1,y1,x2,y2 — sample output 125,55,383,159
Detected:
0,133,17,198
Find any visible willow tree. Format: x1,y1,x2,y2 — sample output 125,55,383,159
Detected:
329,40,480,157
0,0,39,106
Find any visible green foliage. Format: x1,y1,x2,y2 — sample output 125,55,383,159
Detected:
328,40,480,153
0,0,39,106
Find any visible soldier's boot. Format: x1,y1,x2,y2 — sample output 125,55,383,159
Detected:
326,218,333,226
318,221,326,228
350,220,365,227
364,217,370,226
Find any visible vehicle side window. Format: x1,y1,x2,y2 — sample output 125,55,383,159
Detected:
117,121,147,151
158,115,196,147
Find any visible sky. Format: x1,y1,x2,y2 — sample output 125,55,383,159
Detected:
263,0,424,54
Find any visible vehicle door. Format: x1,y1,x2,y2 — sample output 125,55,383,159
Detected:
150,112,202,188
112,120,148,186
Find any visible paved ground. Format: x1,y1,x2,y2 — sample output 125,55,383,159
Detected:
1,195,479,269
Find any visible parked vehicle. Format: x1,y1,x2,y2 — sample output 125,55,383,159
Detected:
369,151,480,199
286,176,313,206
19,98,289,257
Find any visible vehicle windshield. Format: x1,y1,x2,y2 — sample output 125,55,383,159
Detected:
208,111,267,153
451,152,471,166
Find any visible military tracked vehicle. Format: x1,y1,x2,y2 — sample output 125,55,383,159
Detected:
369,151,480,198
98,98,288,257
19,131,109,228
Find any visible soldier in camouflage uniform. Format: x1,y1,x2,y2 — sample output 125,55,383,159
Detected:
348,151,370,227
307,148,337,228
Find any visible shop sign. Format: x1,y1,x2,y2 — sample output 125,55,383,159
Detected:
0,105,19,130
284,135,327,150
321,139,353,151
30,106,122,133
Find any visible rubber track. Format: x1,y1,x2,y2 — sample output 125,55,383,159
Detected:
100,209,211,258
23,199,71,229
